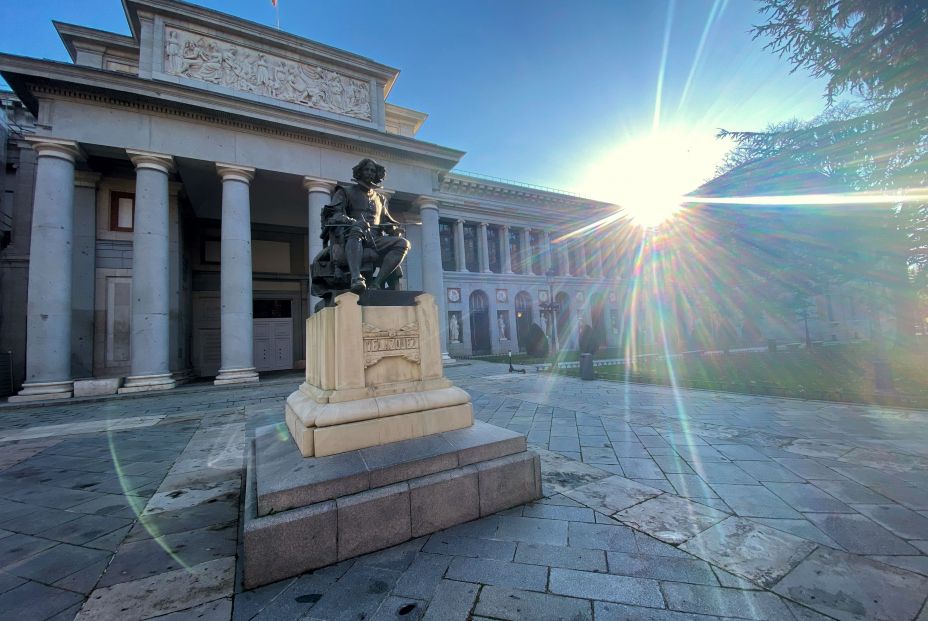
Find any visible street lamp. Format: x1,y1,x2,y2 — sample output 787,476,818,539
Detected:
540,270,561,359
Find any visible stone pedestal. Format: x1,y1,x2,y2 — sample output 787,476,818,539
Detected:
285,291,473,457
248,289,539,587
244,421,541,588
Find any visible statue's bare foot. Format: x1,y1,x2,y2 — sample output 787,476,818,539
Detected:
350,277,366,294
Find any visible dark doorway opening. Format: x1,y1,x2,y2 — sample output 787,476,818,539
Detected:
469,290,491,355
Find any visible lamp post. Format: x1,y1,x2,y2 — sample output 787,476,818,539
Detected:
540,271,560,359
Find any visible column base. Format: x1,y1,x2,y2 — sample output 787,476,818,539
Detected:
214,367,259,385
171,369,195,386
8,380,73,402
119,373,176,394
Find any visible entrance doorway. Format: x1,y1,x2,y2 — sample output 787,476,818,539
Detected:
515,291,533,353
253,299,293,371
556,292,571,349
469,290,491,355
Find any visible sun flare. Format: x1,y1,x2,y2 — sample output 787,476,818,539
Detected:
577,128,732,228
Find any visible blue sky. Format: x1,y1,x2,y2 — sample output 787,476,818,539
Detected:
1,0,833,203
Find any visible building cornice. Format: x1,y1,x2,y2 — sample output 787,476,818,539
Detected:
53,21,139,62
0,54,464,171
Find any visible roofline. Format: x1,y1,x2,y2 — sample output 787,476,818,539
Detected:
53,21,139,63
0,54,464,169
121,0,400,95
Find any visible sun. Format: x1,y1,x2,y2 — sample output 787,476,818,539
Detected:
576,128,732,228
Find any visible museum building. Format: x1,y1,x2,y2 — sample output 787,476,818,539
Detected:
0,0,626,400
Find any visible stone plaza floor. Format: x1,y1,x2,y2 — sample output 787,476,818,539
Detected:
1,361,928,620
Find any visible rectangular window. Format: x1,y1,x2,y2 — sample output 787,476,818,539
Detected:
568,244,580,276
110,192,135,232
509,228,522,274
550,238,562,275
463,222,479,272
487,226,501,273
439,219,456,271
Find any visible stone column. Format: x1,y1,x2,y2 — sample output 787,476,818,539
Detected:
303,176,336,313
521,228,532,275
10,138,81,402
120,151,176,394
72,172,100,379
542,230,553,275
416,198,453,362
454,219,468,272
478,222,491,273
577,241,588,277
215,164,259,385
501,225,513,273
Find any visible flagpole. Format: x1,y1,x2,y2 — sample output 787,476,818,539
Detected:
276,4,280,30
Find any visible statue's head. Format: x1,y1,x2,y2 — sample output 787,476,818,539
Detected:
352,158,385,186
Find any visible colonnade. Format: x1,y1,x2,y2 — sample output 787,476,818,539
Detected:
444,219,608,278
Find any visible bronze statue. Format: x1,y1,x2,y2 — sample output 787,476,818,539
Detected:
310,158,410,309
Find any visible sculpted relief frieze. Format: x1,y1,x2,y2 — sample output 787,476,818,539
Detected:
163,27,372,121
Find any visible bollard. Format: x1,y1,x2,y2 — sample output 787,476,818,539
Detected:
580,353,594,381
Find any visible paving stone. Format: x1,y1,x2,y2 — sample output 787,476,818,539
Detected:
713,444,770,461
709,484,803,519
661,582,791,619
852,503,928,540
680,517,817,587
619,458,664,479
762,482,854,513
0,579,84,621
514,542,607,572
633,532,692,558
809,479,893,504
614,495,729,545
369,595,426,621
563,475,662,514
247,561,351,621
0,505,84,535
150,597,231,621
123,499,238,542
869,554,928,576
734,460,806,483
230,577,294,621
593,601,721,621
495,515,569,546
567,521,638,552
548,567,664,607
391,553,451,600
548,437,581,452
422,533,515,560
420,579,478,621
534,448,612,496
774,458,846,480
805,512,920,555
521,502,595,522
689,462,758,485
53,556,110,595
0,571,26,594
663,474,719,499
39,514,133,546
610,443,651,459
446,557,548,591
749,518,843,548
773,547,928,621
712,566,761,590
300,564,401,621
75,556,234,621
473,585,593,621
606,551,718,585
651,455,695,475
6,542,110,584
99,522,238,586
0,532,58,567
82,525,132,552
873,483,928,511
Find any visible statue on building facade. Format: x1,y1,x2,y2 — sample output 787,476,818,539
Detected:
310,159,410,309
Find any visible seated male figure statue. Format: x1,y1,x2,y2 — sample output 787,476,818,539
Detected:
310,158,410,307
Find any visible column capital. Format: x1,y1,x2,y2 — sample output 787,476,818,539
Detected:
25,137,81,163
216,163,255,184
303,176,336,194
127,150,174,174
478,221,488,229
414,195,439,211
74,171,102,188
456,218,466,225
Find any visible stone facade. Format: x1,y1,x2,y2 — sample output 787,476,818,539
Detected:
0,0,876,400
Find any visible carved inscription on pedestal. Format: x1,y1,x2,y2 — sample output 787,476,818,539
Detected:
163,27,372,121
362,322,420,368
